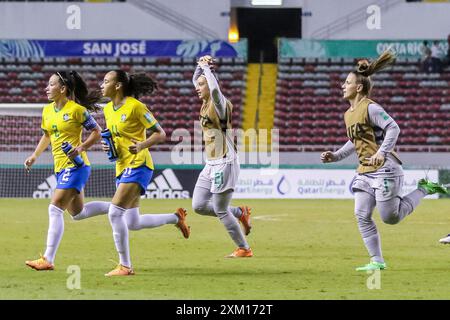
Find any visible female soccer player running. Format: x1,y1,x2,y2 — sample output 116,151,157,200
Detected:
24,71,107,270
192,55,253,258
100,70,190,276
320,50,448,271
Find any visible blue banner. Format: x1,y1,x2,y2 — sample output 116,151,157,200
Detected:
0,39,247,59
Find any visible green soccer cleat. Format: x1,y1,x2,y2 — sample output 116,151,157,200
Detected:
355,261,386,271
418,179,449,195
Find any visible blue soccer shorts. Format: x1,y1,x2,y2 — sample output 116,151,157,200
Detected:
116,166,153,195
56,165,91,193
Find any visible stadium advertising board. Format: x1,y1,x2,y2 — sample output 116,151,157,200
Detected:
0,168,440,199
0,39,247,59
279,39,448,58
233,169,439,199
0,168,200,199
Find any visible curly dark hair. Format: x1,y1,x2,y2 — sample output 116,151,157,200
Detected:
113,70,158,99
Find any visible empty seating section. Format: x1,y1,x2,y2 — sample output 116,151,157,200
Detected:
2,56,449,153
0,56,246,152
275,57,450,152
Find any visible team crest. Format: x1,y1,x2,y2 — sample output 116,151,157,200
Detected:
63,113,70,121
121,114,127,122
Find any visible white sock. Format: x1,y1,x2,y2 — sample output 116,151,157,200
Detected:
44,204,64,264
126,207,178,231
363,233,384,263
72,201,110,220
217,210,249,249
108,204,131,268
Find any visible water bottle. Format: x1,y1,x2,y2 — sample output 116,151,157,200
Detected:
61,142,84,167
101,129,118,162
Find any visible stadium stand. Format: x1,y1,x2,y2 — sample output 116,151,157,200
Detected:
275,56,450,152
1,55,449,153
0,56,246,152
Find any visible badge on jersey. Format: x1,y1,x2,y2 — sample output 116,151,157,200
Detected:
63,113,70,121
380,111,390,121
121,114,127,122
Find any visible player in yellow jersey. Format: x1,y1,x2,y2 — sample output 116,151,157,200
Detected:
24,71,108,271
100,70,190,276
320,50,448,271
192,55,253,258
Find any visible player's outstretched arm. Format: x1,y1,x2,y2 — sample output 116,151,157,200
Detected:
320,151,337,163
192,65,203,89
198,61,227,120
321,140,355,163
192,55,212,88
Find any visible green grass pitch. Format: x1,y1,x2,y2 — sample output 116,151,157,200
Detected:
1,198,449,300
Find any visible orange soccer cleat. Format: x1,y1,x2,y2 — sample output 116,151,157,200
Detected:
239,206,252,236
175,208,191,239
25,254,54,271
226,247,253,258
104,264,135,277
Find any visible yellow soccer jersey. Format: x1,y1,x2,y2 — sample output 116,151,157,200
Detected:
41,100,91,173
103,96,158,177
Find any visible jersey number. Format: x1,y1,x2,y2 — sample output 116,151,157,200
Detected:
52,124,60,138
214,172,224,188
61,170,71,182
123,168,132,177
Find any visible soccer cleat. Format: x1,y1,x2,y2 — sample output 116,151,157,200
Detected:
225,247,253,258
239,206,252,236
175,208,190,239
355,261,386,271
104,264,135,277
25,254,54,271
418,179,449,195
439,234,450,244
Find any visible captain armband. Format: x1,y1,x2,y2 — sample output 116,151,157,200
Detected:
82,114,99,131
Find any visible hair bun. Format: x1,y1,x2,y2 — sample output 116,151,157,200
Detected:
356,59,370,73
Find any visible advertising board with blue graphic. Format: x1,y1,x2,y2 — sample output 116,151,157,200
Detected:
0,167,442,199
0,39,247,59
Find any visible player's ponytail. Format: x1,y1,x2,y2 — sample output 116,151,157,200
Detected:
69,71,102,111
352,49,396,96
114,70,158,99
55,70,101,111
356,49,396,77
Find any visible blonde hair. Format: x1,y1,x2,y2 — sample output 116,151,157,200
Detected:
352,49,396,96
